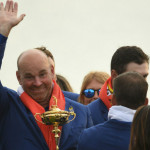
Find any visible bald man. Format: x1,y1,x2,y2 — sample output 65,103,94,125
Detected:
0,1,93,150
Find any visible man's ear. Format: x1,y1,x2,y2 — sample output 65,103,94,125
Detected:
111,70,118,81
144,98,149,105
50,65,55,80
16,71,22,85
112,94,117,106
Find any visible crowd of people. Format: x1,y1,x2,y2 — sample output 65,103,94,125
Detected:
0,0,150,150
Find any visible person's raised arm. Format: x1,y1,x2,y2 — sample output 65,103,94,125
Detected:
0,0,25,37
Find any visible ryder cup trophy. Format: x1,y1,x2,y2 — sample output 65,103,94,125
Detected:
34,96,76,150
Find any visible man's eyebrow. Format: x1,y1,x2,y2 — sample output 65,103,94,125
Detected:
39,70,47,73
24,73,32,76
143,74,149,78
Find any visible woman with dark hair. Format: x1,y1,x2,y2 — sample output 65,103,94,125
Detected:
129,105,150,150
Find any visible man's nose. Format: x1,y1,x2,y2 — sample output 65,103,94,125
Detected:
33,76,42,86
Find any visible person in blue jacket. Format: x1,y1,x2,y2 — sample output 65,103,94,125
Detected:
88,45,149,125
0,1,93,150
78,72,148,150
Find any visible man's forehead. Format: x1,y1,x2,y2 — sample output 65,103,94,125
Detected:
125,62,149,78
24,69,48,75
19,49,47,63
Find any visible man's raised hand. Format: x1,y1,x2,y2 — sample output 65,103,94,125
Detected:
0,0,25,37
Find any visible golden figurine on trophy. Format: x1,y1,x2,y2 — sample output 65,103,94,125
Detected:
34,96,76,150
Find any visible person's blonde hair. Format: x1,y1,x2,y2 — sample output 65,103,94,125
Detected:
78,71,110,104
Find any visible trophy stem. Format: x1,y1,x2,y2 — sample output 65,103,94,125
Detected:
52,122,61,150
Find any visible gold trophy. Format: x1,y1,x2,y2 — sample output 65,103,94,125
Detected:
34,96,76,150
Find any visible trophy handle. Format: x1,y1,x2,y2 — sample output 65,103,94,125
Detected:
34,113,45,124
66,112,76,124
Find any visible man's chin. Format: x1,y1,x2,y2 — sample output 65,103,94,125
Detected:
30,94,44,102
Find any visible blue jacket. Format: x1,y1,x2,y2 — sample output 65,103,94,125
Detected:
0,34,93,150
87,98,108,125
77,119,131,150
62,91,79,102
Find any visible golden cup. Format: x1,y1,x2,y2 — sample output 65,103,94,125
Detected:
34,96,76,150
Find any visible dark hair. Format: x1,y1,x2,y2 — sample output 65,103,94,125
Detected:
111,46,149,74
35,46,54,62
129,105,150,150
56,74,73,92
113,72,148,109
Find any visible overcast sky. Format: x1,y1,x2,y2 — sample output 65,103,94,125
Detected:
0,0,150,100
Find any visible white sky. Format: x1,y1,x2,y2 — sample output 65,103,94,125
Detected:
0,0,150,100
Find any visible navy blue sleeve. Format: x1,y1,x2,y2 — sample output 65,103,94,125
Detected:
0,34,7,69
77,129,91,150
0,34,8,116
87,98,108,125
